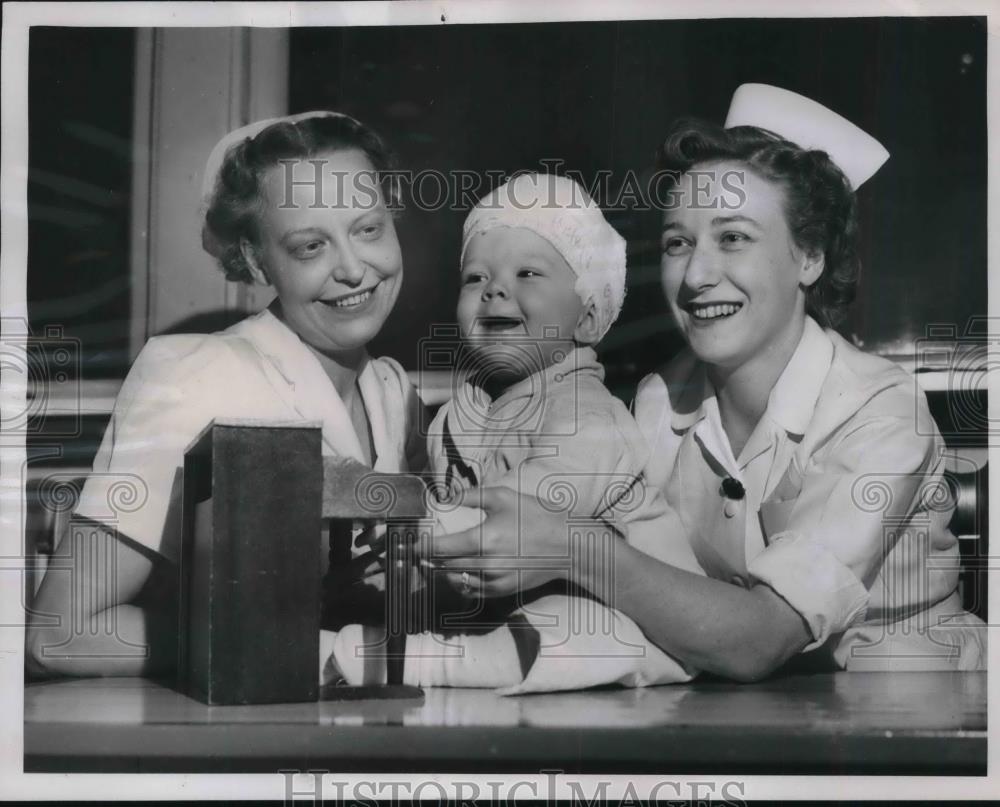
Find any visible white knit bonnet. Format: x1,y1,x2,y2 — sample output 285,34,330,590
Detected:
461,173,628,341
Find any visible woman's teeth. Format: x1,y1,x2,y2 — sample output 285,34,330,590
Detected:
691,303,741,320
327,288,374,308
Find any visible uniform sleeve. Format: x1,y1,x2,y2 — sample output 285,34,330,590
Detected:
632,371,682,491
73,336,238,563
621,374,704,575
747,399,940,651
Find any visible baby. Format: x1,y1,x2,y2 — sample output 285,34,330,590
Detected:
323,173,703,693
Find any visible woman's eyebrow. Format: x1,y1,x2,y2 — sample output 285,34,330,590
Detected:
279,227,325,244
711,214,761,228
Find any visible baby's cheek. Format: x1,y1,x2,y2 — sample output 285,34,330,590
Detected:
456,296,478,334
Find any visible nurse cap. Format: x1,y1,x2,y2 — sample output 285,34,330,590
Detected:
725,84,889,189
200,110,358,200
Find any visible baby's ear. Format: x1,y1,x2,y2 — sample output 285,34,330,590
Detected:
574,300,602,346
240,238,271,286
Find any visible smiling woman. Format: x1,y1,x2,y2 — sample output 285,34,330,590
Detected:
661,166,825,405
429,85,986,681
239,149,402,367
26,112,426,679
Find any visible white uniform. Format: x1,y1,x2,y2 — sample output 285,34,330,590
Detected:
635,317,985,671
74,308,425,562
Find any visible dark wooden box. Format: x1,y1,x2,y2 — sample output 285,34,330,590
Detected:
178,420,322,705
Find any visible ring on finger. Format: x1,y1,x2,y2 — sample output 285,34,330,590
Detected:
461,570,473,596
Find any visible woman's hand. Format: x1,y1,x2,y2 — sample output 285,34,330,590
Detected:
421,486,580,597
419,485,812,680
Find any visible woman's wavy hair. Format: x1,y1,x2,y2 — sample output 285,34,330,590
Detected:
655,118,860,328
202,115,399,285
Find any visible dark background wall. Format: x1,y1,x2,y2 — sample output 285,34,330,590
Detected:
289,17,987,399
27,17,987,403
22,17,990,618
28,27,136,379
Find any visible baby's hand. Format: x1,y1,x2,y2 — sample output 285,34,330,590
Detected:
430,478,463,505
430,501,486,536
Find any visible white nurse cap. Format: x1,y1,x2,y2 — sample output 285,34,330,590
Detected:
200,110,358,200
725,83,889,189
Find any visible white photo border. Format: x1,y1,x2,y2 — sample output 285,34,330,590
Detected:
2,0,996,800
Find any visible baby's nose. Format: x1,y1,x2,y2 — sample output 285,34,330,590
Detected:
483,280,508,300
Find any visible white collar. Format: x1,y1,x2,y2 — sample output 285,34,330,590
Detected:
670,316,834,438
230,308,388,467
766,317,834,436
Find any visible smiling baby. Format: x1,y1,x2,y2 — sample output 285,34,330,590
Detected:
324,173,704,693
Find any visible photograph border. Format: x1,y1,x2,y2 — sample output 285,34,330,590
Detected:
2,0,996,800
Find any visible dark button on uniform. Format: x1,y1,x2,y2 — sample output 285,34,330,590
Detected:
722,477,746,499
722,476,745,518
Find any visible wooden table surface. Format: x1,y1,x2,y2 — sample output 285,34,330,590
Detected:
24,672,986,774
